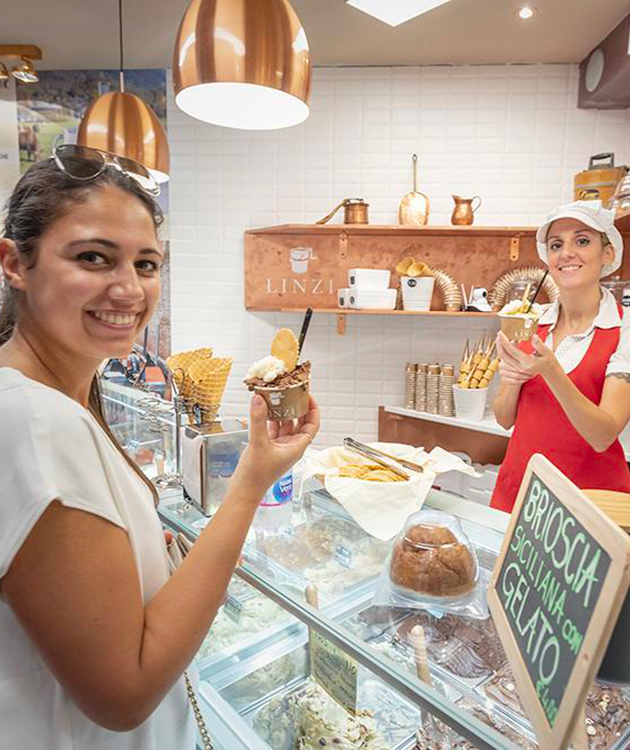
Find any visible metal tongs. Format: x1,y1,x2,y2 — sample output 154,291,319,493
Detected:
343,437,425,480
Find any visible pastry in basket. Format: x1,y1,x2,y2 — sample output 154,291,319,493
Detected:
338,464,407,483
244,328,310,421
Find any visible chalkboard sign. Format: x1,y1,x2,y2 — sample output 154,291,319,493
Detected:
489,454,630,750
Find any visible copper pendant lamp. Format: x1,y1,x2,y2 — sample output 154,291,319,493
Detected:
78,0,169,182
173,0,311,130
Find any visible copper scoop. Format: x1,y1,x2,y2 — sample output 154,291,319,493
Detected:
398,154,430,226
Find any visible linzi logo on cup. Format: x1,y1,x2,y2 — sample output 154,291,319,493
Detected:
270,393,282,405
407,279,417,288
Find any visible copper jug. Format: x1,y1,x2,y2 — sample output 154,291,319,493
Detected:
451,195,482,226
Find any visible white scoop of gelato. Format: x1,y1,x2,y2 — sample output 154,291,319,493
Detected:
246,355,288,383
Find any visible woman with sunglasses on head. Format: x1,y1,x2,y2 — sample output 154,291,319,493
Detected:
0,146,320,749
491,200,630,513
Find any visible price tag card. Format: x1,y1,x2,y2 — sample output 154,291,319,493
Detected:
223,595,244,625
309,629,358,715
488,454,630,750
334,539,354,568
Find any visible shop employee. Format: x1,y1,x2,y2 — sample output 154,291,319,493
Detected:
491,201,630,513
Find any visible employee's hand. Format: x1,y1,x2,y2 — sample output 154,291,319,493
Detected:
233,394,320,497
496,331,558,384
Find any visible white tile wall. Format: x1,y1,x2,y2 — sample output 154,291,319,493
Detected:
167,64,630,446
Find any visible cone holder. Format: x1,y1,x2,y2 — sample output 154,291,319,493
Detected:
136,373,187,490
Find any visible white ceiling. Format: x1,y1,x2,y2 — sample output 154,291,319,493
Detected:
2,0,628,70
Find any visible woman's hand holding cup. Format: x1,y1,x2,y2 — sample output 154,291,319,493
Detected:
233,393,320,498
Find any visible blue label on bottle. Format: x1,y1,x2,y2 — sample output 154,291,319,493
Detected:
261,473,293,507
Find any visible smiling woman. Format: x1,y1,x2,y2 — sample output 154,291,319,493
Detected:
0,154,320,749
491,200,630,513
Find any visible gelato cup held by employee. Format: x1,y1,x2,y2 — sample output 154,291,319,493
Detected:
498,300,543,342
244,328,311,421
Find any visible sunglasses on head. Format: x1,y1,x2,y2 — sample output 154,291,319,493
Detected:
52,143,161,197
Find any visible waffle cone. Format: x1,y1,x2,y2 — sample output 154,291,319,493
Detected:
166,351,198,375
189,358,233,424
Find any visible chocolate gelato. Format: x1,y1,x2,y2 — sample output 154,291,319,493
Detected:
390,524,477,598
245,361,311,390
446,701,538,750
484,664,630,750
394,611,506,681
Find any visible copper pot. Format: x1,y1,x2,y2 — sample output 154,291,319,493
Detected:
316,198,369,225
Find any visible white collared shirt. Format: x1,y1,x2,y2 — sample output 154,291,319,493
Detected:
538,287,630,376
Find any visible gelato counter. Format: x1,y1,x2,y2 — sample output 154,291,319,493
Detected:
158,486,630,750
100,381,630,749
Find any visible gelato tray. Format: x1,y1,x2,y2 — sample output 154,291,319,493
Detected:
249,675,420,750
208,634,421,750
194,576,294,673
478,663,630,750
414,697,539,750
382,610,507,689
245,506,390,604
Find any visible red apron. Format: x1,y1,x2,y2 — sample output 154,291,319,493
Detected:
490,313,630,513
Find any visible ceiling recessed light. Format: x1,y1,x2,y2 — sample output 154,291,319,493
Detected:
518,6,535,19
347,0,451,27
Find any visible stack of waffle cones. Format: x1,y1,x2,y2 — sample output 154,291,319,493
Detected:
166,348,233,424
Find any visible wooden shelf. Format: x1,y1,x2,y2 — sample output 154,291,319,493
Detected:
383,405,630,462
247,307,498,334
249,223,537,237
247,307,496,317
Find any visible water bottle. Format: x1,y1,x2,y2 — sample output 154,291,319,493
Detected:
253,471,294,533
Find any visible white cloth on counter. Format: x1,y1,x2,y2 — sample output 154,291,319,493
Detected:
301,442,479,540
538,287,630,376
0,368,196,750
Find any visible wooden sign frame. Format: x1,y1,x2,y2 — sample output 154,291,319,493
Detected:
488,454,630,750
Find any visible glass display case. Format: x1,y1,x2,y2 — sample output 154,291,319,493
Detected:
104,385,630,750
100,378,177,480
161,488,630,750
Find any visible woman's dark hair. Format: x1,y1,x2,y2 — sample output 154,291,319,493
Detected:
1,158,164,505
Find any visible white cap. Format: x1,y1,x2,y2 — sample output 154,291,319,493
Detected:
536,200,623,278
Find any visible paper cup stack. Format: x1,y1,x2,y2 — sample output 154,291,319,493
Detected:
425,364,440,414
438,365,455,416
415,364,427,411
405,363,417,409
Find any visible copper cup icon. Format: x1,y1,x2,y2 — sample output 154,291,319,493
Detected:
500,314,539,342
254,380,310,421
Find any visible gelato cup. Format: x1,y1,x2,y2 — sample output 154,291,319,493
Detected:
499,314,539,342
254,380,310,421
